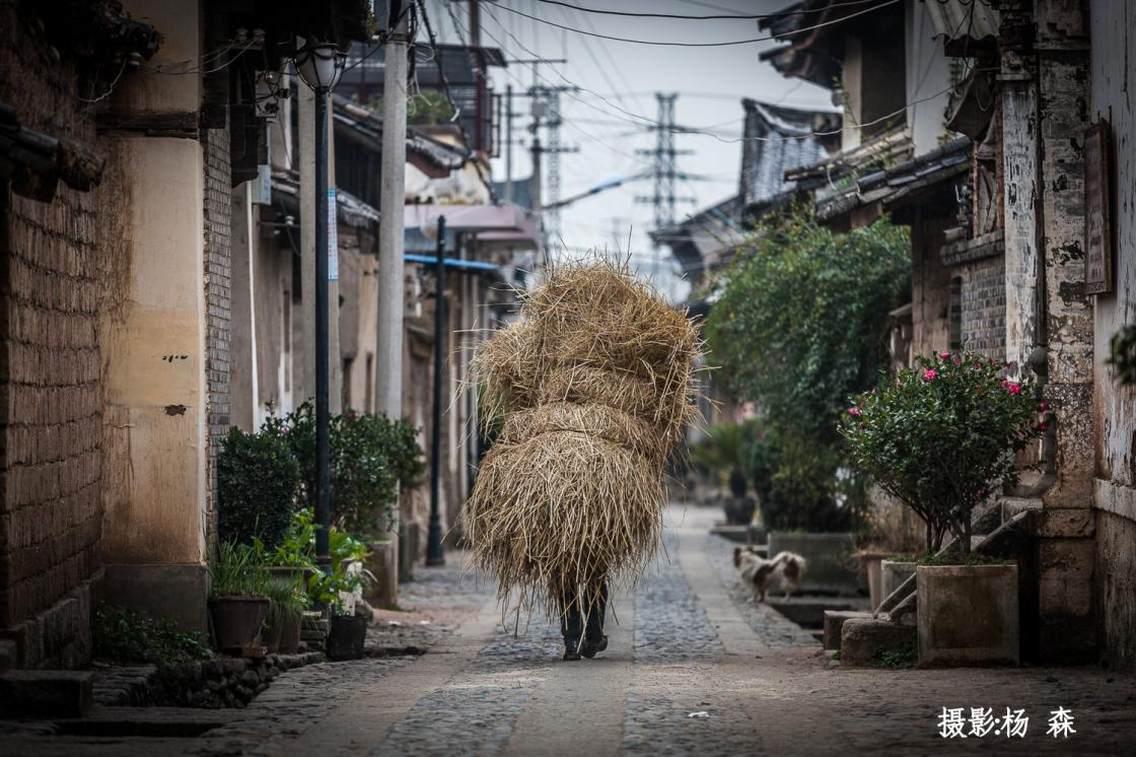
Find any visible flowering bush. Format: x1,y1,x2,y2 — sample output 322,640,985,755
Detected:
839,353,1042,553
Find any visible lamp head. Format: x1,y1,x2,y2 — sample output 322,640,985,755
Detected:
295,39,345,92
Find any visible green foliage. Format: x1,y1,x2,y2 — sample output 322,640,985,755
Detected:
757,427,867,533
841,352,1043,552
209,541,270,599
262,402,425,538
689,421,755,492
706,209,910,440
871,642,917,669
262,508,320,568
92,604,212,666
373,89,456,126
1107,325,1136,385
217,426,303,550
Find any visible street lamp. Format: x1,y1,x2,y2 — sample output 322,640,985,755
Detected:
295,39,345,577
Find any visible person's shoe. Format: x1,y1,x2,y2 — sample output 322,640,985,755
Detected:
563,641,582,661
580,635,608,659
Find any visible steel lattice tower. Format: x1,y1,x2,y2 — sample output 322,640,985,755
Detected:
636,93,693,256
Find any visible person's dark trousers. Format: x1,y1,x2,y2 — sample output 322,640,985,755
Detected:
560,581,608,651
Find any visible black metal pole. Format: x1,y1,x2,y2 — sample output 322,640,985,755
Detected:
426,216,447,567
314,87,332,577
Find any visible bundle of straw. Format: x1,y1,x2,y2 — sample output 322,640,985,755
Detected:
465,262,700,615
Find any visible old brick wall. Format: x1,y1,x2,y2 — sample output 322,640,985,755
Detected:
202,125,232,542
0,9,103,666
959,254,1007,362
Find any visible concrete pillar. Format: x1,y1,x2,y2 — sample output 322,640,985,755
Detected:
230,183,258,432
98,0,209,633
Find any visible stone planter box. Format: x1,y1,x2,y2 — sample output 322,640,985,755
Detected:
916,564,1020,666
767,532,858,595
365,540,398,609
881,560,916,603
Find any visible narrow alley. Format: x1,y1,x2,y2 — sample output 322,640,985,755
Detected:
5,505,1133,756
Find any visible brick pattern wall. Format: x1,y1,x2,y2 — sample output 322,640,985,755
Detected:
959,254,1006,362
202,126,232,541
0,12,103,640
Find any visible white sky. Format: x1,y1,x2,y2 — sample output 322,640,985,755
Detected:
423,0,835,300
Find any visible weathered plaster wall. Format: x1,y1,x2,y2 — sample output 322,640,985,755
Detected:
904,0,952,156
98,0,209,633
911,214,952,357
1089,0,1136,670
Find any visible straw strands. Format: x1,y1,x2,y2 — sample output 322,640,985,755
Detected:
464,261,700,615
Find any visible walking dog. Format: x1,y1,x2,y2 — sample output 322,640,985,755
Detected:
733,546,807,602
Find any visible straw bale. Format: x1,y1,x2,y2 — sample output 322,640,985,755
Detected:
464,262,701,616
498,401,669,464
464,431,665,610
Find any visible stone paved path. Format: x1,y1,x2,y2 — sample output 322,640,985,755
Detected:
5,505,1136,755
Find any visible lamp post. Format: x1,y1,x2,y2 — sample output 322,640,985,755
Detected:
295,39,345,576
426,216,447,567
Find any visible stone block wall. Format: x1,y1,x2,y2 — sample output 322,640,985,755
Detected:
203,125,232,542
0,9,103,666
959,254,1007,362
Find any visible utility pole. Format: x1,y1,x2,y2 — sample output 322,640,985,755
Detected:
504,84,513,203
529,85,579,254
377,2,409,422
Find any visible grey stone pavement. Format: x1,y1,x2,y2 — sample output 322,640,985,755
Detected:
5,505,1136,756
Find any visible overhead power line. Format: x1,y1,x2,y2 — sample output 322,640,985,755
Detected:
491,0,901,47
533,0,885,21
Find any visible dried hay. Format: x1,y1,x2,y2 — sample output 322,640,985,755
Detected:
464,261,701,615
498,401,669,464
464,431,664,613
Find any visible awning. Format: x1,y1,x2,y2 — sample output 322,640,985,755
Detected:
404,202,539,243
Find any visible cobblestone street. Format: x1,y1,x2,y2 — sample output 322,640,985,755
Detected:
5,505,1136,756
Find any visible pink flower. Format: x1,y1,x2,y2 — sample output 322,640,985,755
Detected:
923,369,938,381
939,351,951,360
847,406,862,417
1003,380,1022,395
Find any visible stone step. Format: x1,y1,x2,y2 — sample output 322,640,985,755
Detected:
839,617,916,666
0,670,93,718
822,610,873,650
766,595,870,629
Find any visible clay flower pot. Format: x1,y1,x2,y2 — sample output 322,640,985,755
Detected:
209,596,269,654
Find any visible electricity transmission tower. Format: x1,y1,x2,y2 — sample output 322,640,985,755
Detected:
636,93,696,274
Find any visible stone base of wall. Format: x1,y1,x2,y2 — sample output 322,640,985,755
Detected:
99,564,208,635
1096,506,1136,670
0,569,101,670
93,652,326,709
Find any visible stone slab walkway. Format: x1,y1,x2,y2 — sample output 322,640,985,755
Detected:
3,505,1136,755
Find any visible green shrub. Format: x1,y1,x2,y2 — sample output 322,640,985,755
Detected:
92,604,212,666
262,402,425,538
218,426,303,549
841,352,1042,552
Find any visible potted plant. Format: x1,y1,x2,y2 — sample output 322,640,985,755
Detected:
209,541,271,655
842,352,1042,665
309,568,370,661
262,574,308,654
